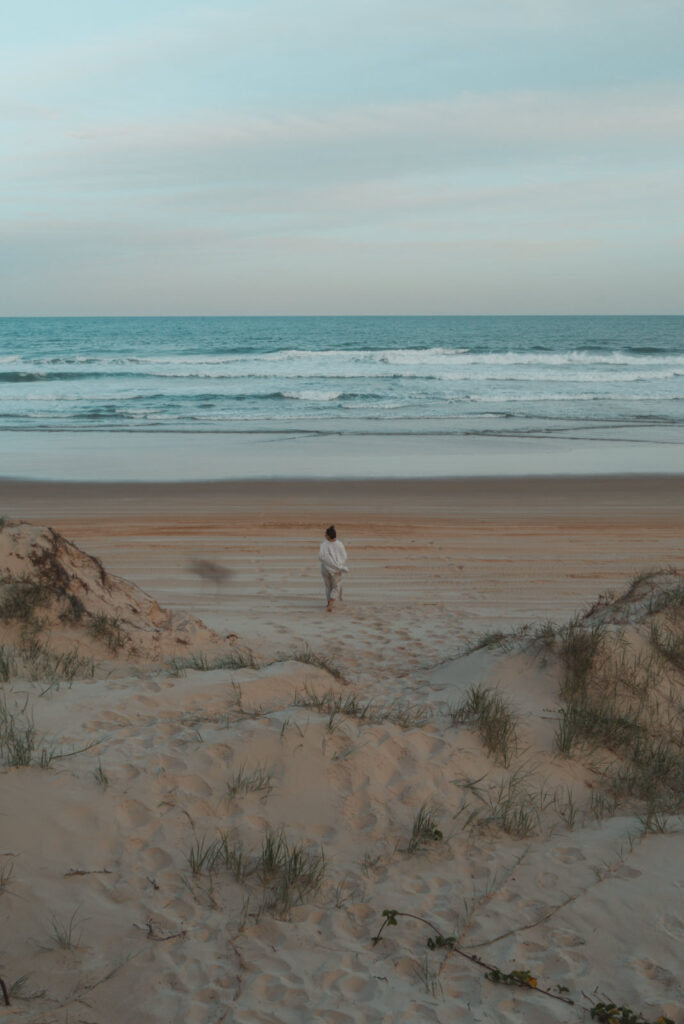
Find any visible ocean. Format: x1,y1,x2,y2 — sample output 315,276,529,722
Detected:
1,316,683,480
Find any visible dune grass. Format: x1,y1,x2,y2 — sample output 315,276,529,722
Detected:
44,908,82,951
226,762,274,798
649,622,684,671
475,771,550,838
543,580,684,821
407,804,443,853
255,828,326,917
288,644,345,681
293,687,431,730
450,684,519,766
185,826,325,919
0,696,35,767
87,613,125,652
0,572,51,625
0,646,13,683
168,650,259,676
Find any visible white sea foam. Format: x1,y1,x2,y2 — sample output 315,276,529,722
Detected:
280,390,344,401
2,318,683,438
17,347,684,371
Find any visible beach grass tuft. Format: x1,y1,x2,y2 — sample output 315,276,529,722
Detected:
256,828,326,917
649,622,684,671
88,613,125,652
554,700,642,756
93,761,109,788
289,644,345,681
226,762,274,798
557,619,608,704
545,576,684,820
0,646,14,683
58,593,85,625
187,835,227,876
0,572,51,624
479,773,549,838
450,684,518,766
168,650,259,676
45,908,82,951
293,687,431,730
185,826,325,919
0,696,35,767
407,804,443,853
7,975,46,1002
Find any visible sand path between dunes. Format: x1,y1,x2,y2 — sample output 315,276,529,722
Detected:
3,476,682,691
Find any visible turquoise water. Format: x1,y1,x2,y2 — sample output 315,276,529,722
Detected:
1,316,683,435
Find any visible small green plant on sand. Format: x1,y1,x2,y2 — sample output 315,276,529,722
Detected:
289,644,345,681
255,828,325,917
557,619,607,704
0,646,14,683
450,684,518,766
0,573,50,624
227,762,274,798
649,622,684,671
45,908,82,951
372,910,673,1023
0,697,35,767
168,650,258,675
88,613,125,652
293,687,430,730
7,974,46,1002
590,1003,673,1024
187,834,227,876
185,826,325,920
407,805,443,853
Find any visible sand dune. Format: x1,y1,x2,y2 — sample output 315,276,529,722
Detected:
0,507,682,1023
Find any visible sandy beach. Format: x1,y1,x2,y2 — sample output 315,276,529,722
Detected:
1,475,682,1023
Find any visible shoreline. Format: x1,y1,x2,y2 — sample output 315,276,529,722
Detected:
2,425,684,481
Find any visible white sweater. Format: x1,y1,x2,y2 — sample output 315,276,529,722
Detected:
319,539,348,573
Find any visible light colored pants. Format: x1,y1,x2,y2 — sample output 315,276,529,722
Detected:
321,567,344,601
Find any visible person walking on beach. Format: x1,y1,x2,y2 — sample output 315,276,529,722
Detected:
319,525,348,612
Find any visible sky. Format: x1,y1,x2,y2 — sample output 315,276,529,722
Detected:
2,0,683,315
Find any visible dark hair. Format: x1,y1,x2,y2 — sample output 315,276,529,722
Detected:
325,525,336,540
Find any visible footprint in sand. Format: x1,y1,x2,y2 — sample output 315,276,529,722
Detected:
553,846,586,863
659,914,684,940
537,870,560,888
140,846,173,870
632,958,677,985
549,928,586,948
98,710,132,725
176,774,213,798
116,798,151,828
131,695,159,709
518,939,547,954
152,754,187,771
613,864,642,879
402,878,431,895
356,811,377,832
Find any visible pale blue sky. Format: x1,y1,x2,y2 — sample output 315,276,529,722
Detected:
2,0,683,313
